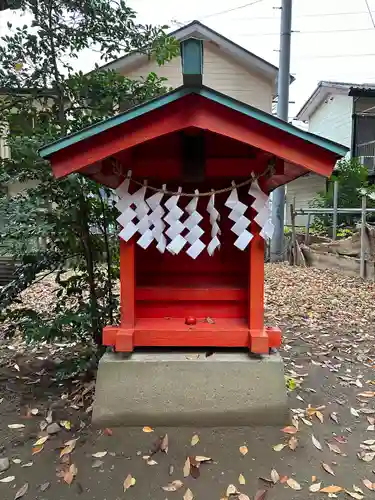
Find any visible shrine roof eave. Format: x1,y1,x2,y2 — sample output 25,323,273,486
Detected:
39,85,348,160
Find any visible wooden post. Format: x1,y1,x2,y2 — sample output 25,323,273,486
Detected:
248,222,268,354
290,203,296,265
360,195,367,279
332,180,339,240
115,238,135,351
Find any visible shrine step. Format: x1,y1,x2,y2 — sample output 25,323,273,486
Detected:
92,351,289,427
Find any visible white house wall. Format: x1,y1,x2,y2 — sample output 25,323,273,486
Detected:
122,41,273,113
286,93,352,226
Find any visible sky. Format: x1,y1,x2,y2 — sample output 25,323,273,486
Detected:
2,0,375,119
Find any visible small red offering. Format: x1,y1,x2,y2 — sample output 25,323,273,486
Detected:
185,316,197,326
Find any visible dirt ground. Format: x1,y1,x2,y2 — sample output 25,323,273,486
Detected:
0,264,375,500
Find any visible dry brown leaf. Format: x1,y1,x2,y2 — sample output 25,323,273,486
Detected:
33,436,49,446
322,462,335,476
327,443,342,455
142,426,154,433
39,482,50,492
288,435,298,451
239,445,248,456
32,445,44,455
345,490,364,499
8,424,25,429
184,488,194,500
286,478,302,490
92,451,107,458
315,410,324,423
353,485,364,494
309,482,321,492
191,434,199,446
238,473,246,485
363,439,375,445
301,417,313,426
146,459,158,466
363,479,375,491
312,475,317,482
103,428,113,436
359,392,375,398
357,450,375,462
226,484,237,496
123,474,136,492
195,456,211,462
281,425,297,434
238,494,251,500
254,490,267,500
14,483,28,500
273,443,286,452
0,476,15,483
271,469,279,484
312,434,323,451
63,464,77,485
60,442,76,458
162,480,183,492
320,485,343,493
160,434,169,453
183,457,191,477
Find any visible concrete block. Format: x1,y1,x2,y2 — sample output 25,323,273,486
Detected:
92,351,289,427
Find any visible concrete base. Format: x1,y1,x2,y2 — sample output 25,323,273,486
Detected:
92,351,289,427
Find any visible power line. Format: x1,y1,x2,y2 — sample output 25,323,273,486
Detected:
238,27,375,36
364,0,375,28
294,53,375,59
231,10,375,21
199,0,265,20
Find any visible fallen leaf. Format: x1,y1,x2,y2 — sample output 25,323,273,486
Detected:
363,479,375,491
33,436,49,446
184,488,194,500
288,436,298,451
162,480,183,492
92,451,107,458
12,459,21,464
301,417,313,426
238,494,251,500
60,420,71,431
312,476,317,482
191,434,199,446
160,434,169,453
14,483,28,500
309,482,321,492
322,463,335,476
239,473,246,485
142,426,154,433
281,426,297,434
359,392,375,398
183,457,190,477
363,439,375,445
92,460,104,469
32,445,44,455
239,445,248,456
39,482,50,492
312,434,323,451
271,469,280,484
330,412,339,424
60,442,77,458
123,474,136,492
334,436,348,444
254,490,267,500
345,490,364,499
357,450,375,462
353,485,364,494
273,443,286,451
316,411,324,423
63,464,77,485
46,410,53,424
31,408,39,416
320,485,343,493
280,475,288,484
8,424,25,429
0,476,15,483
327,443,342,455
195,456,211,462
146,459,158,466
287,478,302,490
21,462,33,467
226,484,237,496
103,428,113,436
351,408,360,417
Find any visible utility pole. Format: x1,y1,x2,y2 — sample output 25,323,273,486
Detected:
270,0,292,262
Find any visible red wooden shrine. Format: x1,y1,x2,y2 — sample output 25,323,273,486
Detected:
40,40,347,355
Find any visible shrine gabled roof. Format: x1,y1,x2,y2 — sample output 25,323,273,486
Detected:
39,85,348,160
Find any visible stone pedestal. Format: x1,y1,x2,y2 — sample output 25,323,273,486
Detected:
92,351,289,427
